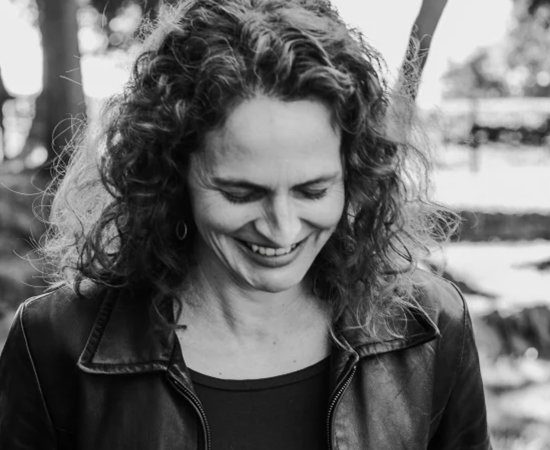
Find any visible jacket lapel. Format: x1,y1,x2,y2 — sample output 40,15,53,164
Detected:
77,290,439,378
77,289,175,375
329,304,440,388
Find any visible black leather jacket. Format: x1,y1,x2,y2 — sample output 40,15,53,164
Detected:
0,272,491,449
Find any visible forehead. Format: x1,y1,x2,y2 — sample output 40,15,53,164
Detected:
197,95,342,180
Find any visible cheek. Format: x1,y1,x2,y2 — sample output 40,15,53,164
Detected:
191,192,254,234
306,191,345,230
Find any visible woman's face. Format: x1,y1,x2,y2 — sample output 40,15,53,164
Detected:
188,95,345,293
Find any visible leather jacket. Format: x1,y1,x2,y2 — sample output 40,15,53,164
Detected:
0,271,491,449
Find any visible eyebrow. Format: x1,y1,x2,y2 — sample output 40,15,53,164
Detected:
212,173,342,190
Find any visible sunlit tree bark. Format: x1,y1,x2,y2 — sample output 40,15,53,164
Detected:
387,0,448,142
0,68,14,159
396,0,448,100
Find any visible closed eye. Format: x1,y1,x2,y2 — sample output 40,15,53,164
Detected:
214,174,339,204
222,188,328,203
221,189,264,204
296,188,328,200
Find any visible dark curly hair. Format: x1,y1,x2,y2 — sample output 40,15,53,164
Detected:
44,0,454,338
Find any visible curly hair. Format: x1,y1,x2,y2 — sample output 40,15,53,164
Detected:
44,0,455,338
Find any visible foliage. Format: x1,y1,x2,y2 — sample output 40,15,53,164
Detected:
507,0,550,96
88,0,178,49
444,0,550,98
521,0,550,16
443,49,509,98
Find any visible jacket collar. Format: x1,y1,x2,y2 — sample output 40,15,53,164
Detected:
78,289,175,374
335,305,440,359
327,305,440,388
77,289,439,376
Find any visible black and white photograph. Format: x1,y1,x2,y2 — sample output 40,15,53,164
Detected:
0,0,548,448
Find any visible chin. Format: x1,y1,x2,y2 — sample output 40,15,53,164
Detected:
255,282,297,294
244,270,306,293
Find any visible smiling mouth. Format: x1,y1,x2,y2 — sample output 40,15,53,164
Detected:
238,239,301,257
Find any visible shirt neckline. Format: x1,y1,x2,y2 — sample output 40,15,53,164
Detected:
189,356,330,391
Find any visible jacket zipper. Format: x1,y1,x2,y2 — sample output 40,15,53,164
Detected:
169,374,212,450
170,361,356,450
326,365,357,450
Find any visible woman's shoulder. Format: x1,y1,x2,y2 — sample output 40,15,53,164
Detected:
0,284,110,445
21,282,104,323
408,269,478,365
17,283,106,360
410,268,469,329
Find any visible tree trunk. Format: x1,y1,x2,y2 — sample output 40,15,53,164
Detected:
0,68,14,160
387,0,448,141
25,0,86,173
397,0,448,100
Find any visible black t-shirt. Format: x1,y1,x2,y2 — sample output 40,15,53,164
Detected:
190,357,330,450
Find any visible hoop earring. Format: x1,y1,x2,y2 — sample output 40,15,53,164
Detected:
176,221,188,240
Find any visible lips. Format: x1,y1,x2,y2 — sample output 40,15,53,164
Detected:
237,238,303,258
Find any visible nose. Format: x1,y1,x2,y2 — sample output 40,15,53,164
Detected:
254,195,301,247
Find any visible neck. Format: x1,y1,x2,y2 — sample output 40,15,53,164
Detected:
179,265,327,343
175,261,331,378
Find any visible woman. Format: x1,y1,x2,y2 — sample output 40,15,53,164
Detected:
0,0,491,448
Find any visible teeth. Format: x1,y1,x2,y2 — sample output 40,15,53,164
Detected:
274,247,290,256
248,242,297,257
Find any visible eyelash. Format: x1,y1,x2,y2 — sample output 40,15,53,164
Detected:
301,189,328,200
222,189,328,204
222,192,260,204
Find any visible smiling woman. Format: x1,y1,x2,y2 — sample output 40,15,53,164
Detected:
0,0,490,449
188,96,344,295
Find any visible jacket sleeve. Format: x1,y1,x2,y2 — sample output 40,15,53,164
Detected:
429,285,492,450
0,302,57,449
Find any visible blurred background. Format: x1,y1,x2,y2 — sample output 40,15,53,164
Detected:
0,0,549,447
